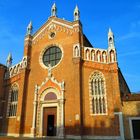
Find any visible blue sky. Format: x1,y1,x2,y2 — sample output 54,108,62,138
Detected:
0,0,140,92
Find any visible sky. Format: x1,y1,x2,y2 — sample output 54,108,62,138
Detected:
0,0,140,92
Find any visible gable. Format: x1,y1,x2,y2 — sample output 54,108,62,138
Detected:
32,17,82,44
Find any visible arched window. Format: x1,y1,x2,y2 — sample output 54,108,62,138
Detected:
85,49,90,60
74,46,79,57
102,51,107,63
91,50,95,61
7,84,18,117
89,72,107,115
110,50,115,63
96,50,101,62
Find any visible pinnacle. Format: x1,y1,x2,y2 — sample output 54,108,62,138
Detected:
74,5,79,12
28,21,32,28
7,53,12,61
52,2,56,8
108,27,113,35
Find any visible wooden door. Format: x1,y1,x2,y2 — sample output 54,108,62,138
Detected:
43,107,57,136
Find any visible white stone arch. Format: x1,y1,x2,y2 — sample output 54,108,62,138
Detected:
31,74,65,138
39,87,60,101
73,44,80,57
89,71,106,90
13,66,18,74
21,56,27,68
85,48,90,60
89,71,107,115
91,49,95,61
38,87,64,137
102,51,107,63
96,50,101,62
109,49,116,63
11,82,19,89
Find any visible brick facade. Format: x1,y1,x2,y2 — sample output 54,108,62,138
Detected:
0,4,139,140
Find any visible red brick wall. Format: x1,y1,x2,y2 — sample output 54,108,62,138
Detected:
0,65,6,132
81,61,121,136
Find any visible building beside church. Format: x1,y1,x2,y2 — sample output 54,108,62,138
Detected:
0,3,140,140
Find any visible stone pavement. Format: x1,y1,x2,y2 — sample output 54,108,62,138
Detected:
0,136,68,140
0,137,89,140
0,137,95,140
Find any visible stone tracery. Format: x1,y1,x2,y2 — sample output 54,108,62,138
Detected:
89,71,107,115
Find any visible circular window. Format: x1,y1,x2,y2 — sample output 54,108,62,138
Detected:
49,32,55,38
42,46,62,67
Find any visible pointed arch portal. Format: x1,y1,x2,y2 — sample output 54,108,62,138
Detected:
31,74,65,138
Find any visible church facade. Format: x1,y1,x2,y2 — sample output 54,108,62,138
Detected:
0,3,140,140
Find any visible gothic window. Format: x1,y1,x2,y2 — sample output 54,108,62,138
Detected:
91,50,95,61
7,84,18,117
89,72,107,115
96,51,101,62
102,51,107,63
110,50,115,63
74,46,79,57
85,49,90,60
